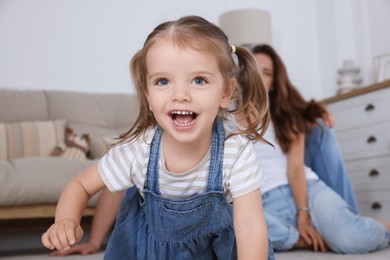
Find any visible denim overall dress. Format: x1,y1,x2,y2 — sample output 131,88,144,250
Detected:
104,119,237,259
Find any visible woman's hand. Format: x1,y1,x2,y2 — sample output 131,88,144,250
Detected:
321,109,335,128
49,241,99,256
297,212,328,252
41,218,84,253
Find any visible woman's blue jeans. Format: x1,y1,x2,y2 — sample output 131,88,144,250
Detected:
263,180,389,253
305,120,359,214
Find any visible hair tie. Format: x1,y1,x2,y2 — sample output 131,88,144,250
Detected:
230,45,236,54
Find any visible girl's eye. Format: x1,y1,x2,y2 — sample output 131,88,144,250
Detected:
156,78,169,86
192,77,207,85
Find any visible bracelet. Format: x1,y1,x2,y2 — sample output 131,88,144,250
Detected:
297,207,309,213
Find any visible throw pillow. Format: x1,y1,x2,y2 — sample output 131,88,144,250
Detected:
0,119,66,161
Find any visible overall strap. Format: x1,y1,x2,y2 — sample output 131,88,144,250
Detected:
146,126,163,194
206,117,225,192
146,118,226,194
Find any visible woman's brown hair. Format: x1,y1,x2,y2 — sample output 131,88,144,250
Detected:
252,44,326,153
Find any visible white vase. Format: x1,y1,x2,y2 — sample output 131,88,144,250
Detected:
337,59,362,94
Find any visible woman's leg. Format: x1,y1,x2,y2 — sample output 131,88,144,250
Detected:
305,120,359,214
308,180,390,254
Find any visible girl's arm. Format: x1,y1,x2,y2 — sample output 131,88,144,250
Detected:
49,189,125,256
42,163,106,252
287,134,327,252
233,188,268,260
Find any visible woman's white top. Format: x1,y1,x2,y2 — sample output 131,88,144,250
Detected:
254,122,318,194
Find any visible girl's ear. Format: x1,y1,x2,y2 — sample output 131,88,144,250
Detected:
220,78,236,109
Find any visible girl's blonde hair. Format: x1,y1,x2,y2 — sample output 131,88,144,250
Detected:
119,15,270,143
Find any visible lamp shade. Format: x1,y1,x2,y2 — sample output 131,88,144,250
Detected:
219,9,271,48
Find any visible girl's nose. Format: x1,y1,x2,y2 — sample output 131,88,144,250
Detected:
172,84,191,102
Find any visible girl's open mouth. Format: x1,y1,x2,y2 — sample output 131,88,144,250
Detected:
170,111,197,127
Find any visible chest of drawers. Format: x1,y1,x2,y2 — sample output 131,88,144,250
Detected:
324,80,390,219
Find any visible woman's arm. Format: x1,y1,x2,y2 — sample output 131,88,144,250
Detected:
87,189,125,250
287,134,327,252
42,163,106,253
234,189,268,260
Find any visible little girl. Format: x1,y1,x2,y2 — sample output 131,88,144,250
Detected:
42,16,271,259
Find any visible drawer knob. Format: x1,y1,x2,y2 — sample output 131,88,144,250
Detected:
371,202,382,210
368,169,380,177
365,103,375,111
366,136,377,143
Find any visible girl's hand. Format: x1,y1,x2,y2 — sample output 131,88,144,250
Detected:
41,218,84,253
49,242,99,256
297,212,328,252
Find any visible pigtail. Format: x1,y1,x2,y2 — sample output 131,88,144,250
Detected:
230,46,270,142
115,50,157,146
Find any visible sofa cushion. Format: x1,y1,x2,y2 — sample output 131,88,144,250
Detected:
0,157,99,206
90,135,119,158
0,119,66,161
0,89,49,123
45,90,138,158
46,90,138,130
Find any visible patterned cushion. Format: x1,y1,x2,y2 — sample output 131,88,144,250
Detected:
0,119,66,160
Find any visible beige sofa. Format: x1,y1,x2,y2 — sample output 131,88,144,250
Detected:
0,88,138,220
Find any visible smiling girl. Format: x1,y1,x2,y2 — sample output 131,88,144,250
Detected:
42,16,271,259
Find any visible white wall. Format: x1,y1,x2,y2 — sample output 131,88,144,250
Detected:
316,0,390,98
0,0,389,99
